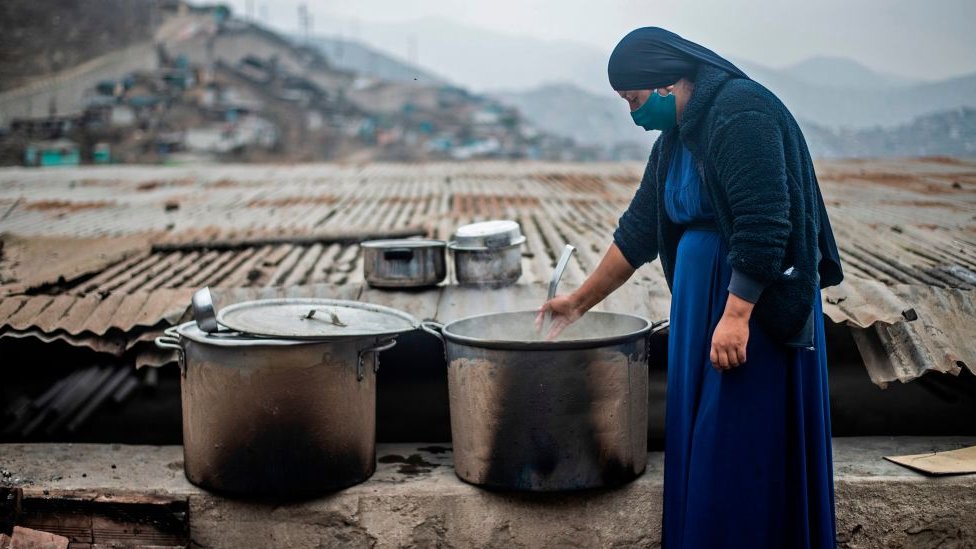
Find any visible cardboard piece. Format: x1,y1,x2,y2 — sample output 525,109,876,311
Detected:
884,444,976,475
5,526,70,549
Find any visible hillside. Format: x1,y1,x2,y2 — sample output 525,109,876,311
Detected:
0,0,160,92
0,7,596,164
737,60,976,129
803,107,976,158
345,17,976,130
305,36,448,86
493,83,651,150
497,82,976,159
777,56,920,90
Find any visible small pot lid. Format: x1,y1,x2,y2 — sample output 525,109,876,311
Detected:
217,298,419,340
451,220,523,250
361,239,446,249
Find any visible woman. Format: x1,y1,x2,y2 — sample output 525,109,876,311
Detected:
538,28,844,548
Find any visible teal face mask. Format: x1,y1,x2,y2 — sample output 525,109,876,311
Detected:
630,91,677,131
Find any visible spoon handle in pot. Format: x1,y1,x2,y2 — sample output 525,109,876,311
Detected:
542,244,577,336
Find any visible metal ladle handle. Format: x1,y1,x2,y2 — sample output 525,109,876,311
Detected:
542,244,577,335
192,287,219,333
547,244,577,302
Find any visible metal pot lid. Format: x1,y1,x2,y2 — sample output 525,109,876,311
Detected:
174,321,308,347
451,220,523,249
448,235,526,251
217,298,419,340
361,239,446,249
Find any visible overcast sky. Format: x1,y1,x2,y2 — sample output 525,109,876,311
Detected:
225,0,976,81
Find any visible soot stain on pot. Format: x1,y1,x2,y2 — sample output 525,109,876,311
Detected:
417,445,451,455
457,345,645,490
200,419,372,498
378,453,442,476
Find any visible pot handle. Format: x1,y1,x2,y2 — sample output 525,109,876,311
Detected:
357,338,397,381
420,320,445,343
650,318,670,335
154,327,186,375
420,320,449,364
383,248,415,260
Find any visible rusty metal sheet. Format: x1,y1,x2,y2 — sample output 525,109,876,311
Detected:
0,158,973,384
0,291,189,338
4,295,55,331
849,285,976,387
0,234,150,294
822,279,913,328
1,329,126,355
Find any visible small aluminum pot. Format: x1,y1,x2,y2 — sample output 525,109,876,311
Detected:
155,322,396,497
422,312,667,491
362,239,446,288
449,240,524,287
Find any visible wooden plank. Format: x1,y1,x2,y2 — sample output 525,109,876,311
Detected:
0,486,21,536
17,492,188,549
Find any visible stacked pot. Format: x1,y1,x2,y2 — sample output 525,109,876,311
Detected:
155,294,418,497
361,219,526,288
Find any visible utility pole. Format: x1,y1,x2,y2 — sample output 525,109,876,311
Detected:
336,21,344,63
408,35,418,67
298,3,311,45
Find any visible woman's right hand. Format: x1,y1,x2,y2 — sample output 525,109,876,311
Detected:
536,294,584,340
534,242,637,341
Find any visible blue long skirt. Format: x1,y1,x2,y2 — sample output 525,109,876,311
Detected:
662,228,836,548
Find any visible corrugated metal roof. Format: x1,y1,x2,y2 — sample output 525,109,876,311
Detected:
1,158,974,384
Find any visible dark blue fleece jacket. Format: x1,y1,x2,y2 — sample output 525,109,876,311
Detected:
613,63,844,343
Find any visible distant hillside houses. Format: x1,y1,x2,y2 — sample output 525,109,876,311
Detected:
0,2,604,164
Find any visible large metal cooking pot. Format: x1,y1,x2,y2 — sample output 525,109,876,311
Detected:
422,311,667,491
154,299,417,497
361,239,446,288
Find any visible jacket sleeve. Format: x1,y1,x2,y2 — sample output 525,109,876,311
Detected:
711,110,791,285
613,150,660,269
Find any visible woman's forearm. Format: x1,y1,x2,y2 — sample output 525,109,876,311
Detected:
569,243,637,313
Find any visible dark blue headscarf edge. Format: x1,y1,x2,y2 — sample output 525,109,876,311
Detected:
608,27,748,91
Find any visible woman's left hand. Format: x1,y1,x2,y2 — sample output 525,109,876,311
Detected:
710,293,754,370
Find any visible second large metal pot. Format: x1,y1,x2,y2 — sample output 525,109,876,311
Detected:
450,244,523,287
448,220,525,287
154,321,397,497
423,311,664,491
362,239,446,288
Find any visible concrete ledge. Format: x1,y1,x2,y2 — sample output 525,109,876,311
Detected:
1,437,974,548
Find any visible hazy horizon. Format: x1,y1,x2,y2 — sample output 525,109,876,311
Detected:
224,0,976,83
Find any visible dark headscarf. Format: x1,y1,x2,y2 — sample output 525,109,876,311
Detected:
608,27,748,91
